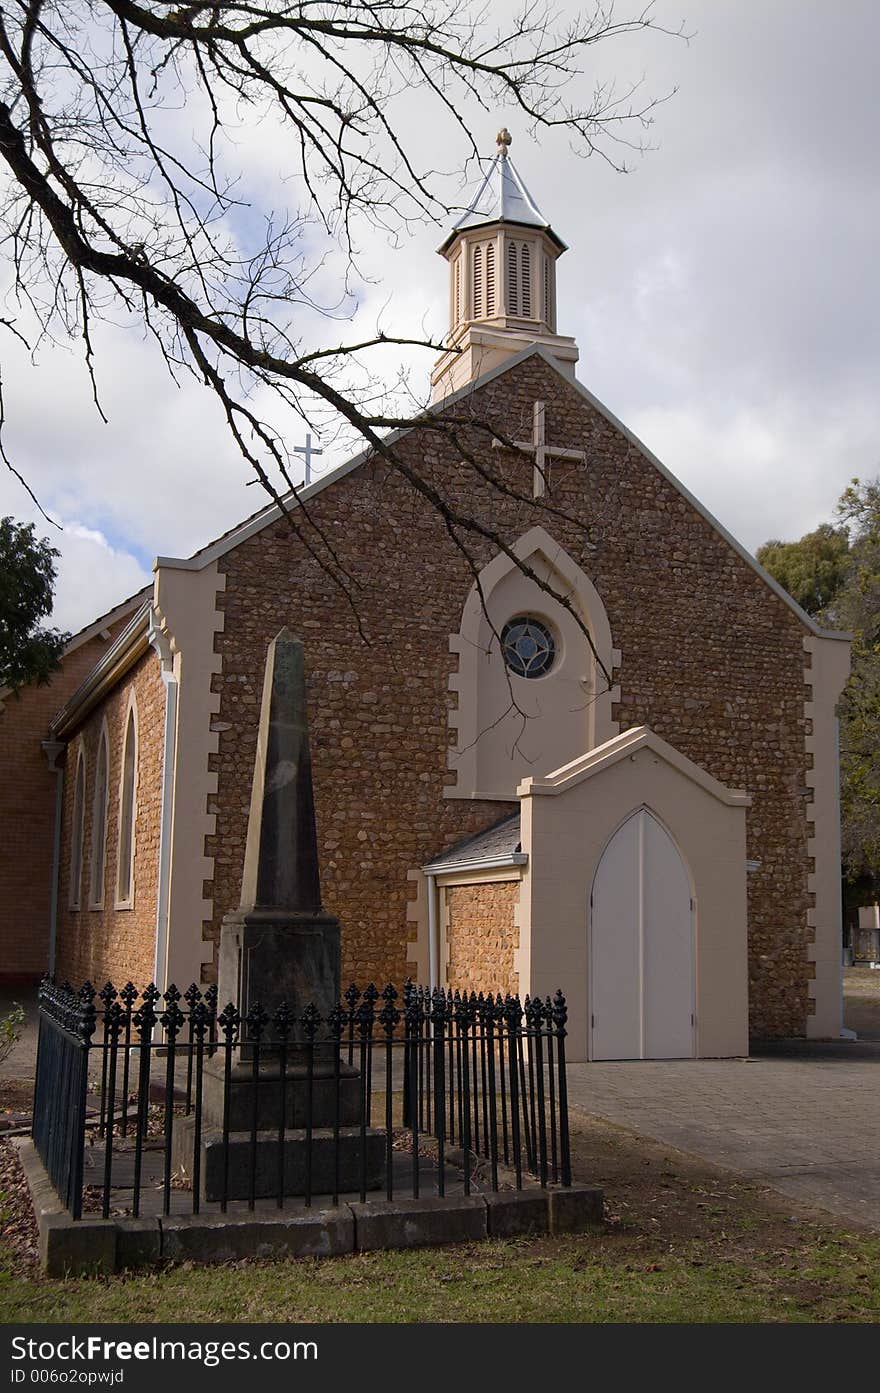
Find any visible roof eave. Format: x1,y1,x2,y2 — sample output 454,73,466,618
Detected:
422,851,528,876
49,602,152,739
438,219,567,255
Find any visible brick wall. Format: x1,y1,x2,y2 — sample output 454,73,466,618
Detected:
207,355,815,1036
445,882,520,997
0,620,131,983
55,650,164,990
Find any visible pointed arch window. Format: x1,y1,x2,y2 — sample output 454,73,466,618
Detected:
88,725,109,908
116,702,137,907
69,747,86,911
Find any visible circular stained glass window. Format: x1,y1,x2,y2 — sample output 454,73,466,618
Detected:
500,616,556,679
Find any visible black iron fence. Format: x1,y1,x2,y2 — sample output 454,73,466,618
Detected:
33,978,571,1221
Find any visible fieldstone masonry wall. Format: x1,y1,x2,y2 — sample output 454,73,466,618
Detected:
207,354,816,1037
444,881,520,998
56,650,164,989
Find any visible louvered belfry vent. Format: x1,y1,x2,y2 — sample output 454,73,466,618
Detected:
507,240,519,315
485,242,496,316
473,244,483,318
520,243,532,317
431,130,578,401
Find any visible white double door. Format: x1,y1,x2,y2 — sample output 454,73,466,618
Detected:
589,809,695,1060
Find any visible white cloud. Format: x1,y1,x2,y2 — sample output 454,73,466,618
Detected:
52,524,150,635
0,0,878,632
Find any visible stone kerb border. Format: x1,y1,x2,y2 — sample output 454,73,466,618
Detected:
15,1138,603,1278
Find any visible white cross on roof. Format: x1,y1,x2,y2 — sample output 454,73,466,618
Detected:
492,401,586,497
294,432,323,486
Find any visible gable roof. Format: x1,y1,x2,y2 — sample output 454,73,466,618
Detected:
518,725,752,806
48,601,152,739
154,343,849,644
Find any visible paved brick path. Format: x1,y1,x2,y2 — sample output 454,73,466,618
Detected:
567,1041,880,1229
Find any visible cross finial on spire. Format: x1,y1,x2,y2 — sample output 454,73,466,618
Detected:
496,127,512,160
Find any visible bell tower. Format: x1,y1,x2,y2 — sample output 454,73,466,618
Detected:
431,129,579,402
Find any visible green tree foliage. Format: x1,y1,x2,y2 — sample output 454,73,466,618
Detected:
831,480,880,880
756,524,851,616
0,516,69,691
0,1002,24,1067
759,479,880,882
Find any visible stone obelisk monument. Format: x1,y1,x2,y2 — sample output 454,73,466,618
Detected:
217,627,340,1029
177,630,383,1201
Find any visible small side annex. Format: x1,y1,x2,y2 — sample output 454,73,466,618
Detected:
422,727,751,1064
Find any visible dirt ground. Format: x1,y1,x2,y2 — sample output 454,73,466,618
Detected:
2,1103,879,1323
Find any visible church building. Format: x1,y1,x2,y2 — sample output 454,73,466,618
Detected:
2,135,851,1061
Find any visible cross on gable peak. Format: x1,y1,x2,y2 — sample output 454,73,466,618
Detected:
294,431,323,486
491,399,586,498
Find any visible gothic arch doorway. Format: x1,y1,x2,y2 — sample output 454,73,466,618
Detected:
589,808,695,1060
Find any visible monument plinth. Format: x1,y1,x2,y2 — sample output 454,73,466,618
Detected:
174,629,383,1199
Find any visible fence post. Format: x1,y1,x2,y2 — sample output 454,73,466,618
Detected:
504,994,523,1189
101,1000,124,1219
328,1003,345,1208
69,983,96,1220
401,979,413,1129
357,992,375,1203
132,985,159,1219
98,981,117,1137
218,1001,240,1213
552,989,571,1187
160,988,184,1218
380,985,400,1203
431,990,447,1196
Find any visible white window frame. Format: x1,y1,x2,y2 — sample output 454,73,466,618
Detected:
88,720,110,910
115,693,139,910
69,745,87,911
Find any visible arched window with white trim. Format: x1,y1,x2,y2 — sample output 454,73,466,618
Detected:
88,724,109,908
447,527,618,800
69,747,86,910
116,700,138,907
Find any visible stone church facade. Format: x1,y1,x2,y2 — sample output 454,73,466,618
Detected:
1,139,850,1059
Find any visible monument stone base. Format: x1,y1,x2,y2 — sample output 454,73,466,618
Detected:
172,1117,386,1202
201,1054,364,1132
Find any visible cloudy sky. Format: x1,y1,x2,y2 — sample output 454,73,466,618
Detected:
1,0,878,633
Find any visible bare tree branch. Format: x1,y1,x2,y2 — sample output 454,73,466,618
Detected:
0,0,683,668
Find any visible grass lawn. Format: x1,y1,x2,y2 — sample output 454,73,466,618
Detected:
1,1105,879,1323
